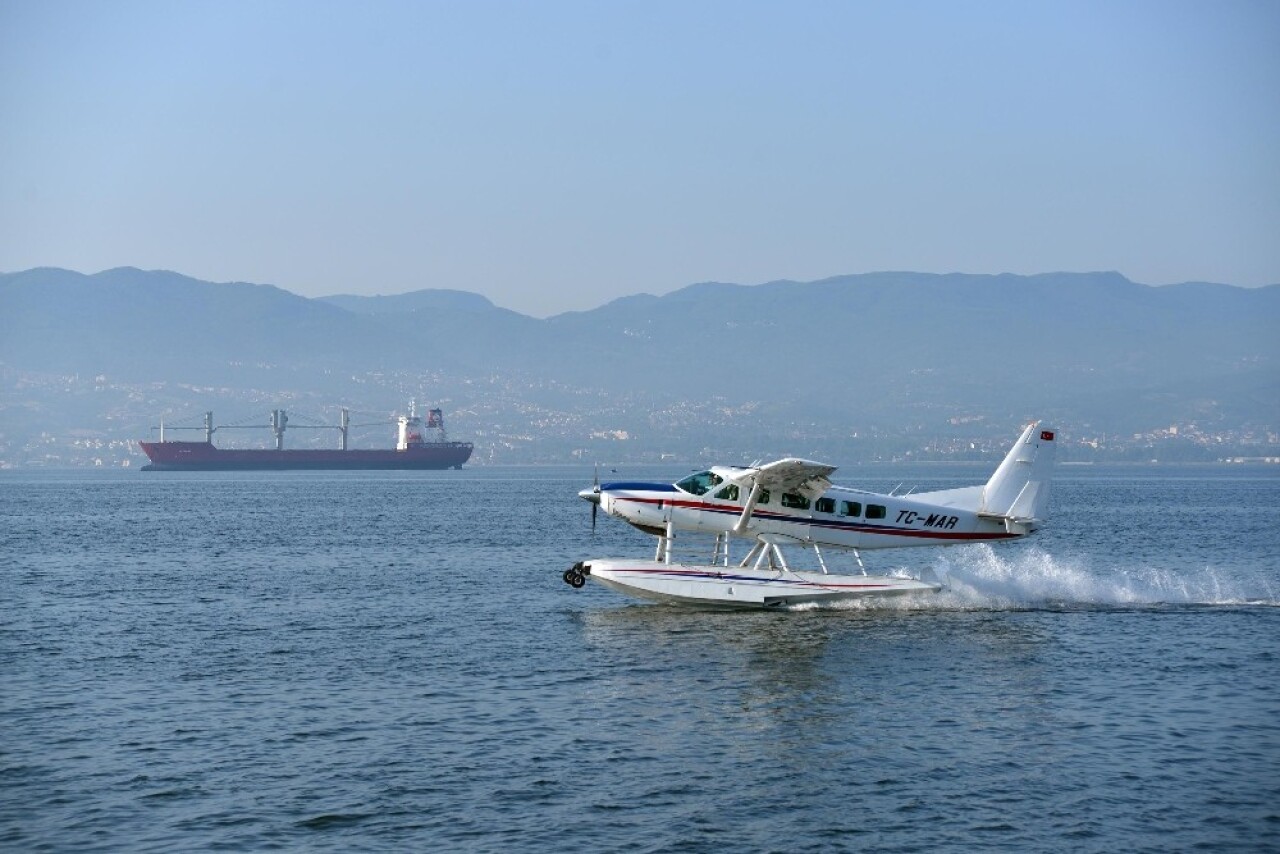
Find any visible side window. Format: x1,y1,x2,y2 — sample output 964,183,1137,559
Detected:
757,489,771,505
815,497,835,514
781,492,810,510
840,501,862,517
866,504,886,519
715,484,739,501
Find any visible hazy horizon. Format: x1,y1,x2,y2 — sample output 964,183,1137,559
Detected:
3,0,1278,316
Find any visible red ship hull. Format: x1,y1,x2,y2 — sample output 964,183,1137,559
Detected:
139,441,473,471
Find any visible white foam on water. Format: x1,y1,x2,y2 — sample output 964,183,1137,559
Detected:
822,545,1278,612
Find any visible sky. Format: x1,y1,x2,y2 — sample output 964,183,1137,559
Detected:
2,1,1278,317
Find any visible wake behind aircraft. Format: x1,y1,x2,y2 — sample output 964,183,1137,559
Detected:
565,422,1057,608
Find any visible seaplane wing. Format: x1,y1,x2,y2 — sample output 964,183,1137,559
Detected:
730,458,837,500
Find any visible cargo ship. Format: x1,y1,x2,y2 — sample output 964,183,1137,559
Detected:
139,402,473,471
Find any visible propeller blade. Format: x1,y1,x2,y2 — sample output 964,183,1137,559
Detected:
580,463,603,532
592,463,600,532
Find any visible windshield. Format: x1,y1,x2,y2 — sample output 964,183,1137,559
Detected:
675,471,722,496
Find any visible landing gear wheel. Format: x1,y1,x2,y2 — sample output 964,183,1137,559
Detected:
563,568,586,588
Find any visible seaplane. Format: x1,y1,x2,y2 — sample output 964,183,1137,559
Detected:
565,422,1056,608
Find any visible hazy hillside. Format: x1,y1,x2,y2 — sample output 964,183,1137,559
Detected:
318,289,551,374
544,272,1279,428
0,267,419,382
1,267,1277,466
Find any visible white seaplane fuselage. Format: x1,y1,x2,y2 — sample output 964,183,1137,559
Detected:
568,422,1057,608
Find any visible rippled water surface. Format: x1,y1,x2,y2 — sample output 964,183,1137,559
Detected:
3,465,1278,851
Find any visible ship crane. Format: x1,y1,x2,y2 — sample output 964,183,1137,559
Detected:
282,409,356,450
147,404,453,452
153,409,357,449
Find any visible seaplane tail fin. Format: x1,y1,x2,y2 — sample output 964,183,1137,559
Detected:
980,422,1057,521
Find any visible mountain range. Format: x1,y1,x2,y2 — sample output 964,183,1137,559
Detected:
1,267,1277,466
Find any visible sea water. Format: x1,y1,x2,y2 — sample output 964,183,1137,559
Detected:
2,464,1277,852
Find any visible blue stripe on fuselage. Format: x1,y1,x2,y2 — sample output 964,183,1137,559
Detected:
602,482,679,493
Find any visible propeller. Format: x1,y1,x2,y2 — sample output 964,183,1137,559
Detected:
578,463,601,532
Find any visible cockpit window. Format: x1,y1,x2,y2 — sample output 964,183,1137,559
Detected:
676,471,722,496
715,484,739,501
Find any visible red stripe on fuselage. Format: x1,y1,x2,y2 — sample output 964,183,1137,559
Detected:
611,494,1017,542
